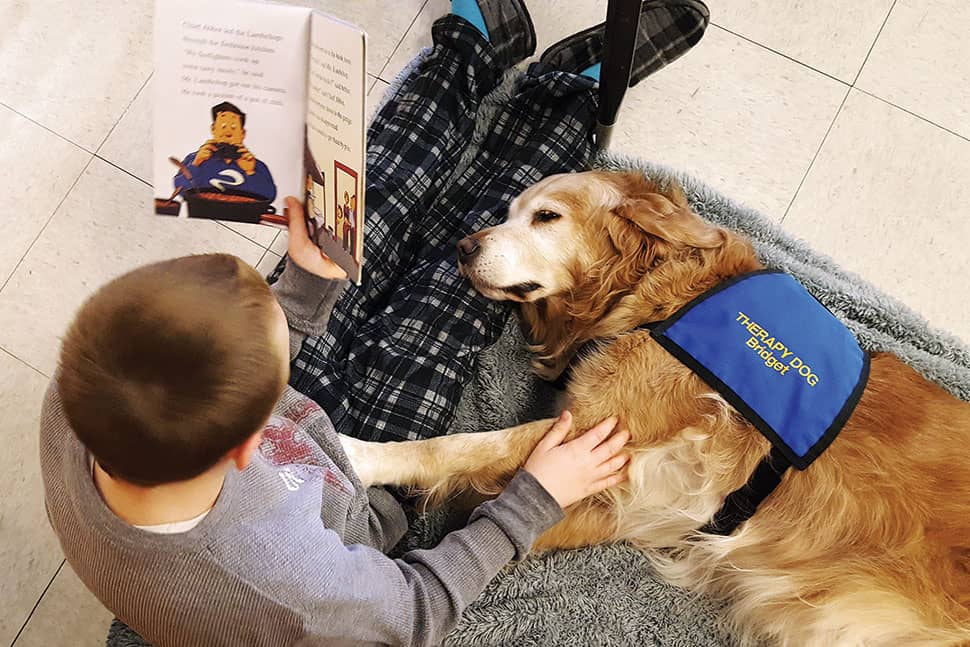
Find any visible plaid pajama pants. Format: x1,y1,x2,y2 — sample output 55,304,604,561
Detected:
281,16,598,442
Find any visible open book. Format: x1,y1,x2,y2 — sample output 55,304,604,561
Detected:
153,0,367,282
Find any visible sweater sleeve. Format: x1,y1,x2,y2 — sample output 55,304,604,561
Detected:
305,470,564,646
269,260,349,359
363,486,410,553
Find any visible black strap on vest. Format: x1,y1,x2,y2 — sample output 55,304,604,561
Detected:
698,445,791,536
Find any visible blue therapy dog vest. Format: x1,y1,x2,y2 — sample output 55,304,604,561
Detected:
646,270,870,534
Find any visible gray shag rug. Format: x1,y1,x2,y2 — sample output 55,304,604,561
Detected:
108,60,970,647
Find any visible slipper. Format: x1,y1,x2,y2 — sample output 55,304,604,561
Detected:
539,0,709,86
475,0,537,69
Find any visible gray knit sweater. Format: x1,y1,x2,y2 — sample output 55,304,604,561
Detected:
40,263,564,646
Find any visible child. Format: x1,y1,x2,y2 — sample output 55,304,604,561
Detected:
41,0,657,641
40,198,629,646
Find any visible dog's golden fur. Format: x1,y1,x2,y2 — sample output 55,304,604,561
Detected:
343,171,970,645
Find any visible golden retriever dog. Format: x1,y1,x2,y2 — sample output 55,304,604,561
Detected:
341,171,970,645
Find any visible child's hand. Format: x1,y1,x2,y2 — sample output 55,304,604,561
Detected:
524,411,630,509
284,197,348,280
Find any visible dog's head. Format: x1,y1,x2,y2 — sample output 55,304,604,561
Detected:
457,171,729,304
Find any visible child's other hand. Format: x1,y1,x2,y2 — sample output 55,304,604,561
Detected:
284,197,348,280
523,411,630,509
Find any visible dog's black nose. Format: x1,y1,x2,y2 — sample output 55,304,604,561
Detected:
457,237,481,262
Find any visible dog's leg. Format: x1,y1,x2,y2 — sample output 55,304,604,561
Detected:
532,501,619,551
340,418,555,498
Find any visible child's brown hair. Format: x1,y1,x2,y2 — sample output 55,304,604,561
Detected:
58,254,286,486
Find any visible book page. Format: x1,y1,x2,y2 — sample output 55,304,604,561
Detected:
153,0,310,229
304,11,367,283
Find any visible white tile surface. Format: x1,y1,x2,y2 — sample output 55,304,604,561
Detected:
368,77,391,122
856,0,970,139
0,158,266,375
0,351,62,645
270,230,289,257
0,0,153,151
12,563,113,647
98,77,153,184
527,0,606,60
611,26,848,219
714,0,894,82
221,221,284,248
0,106,91,287
380,0,446,81
256,250,283,277
784,90,970,342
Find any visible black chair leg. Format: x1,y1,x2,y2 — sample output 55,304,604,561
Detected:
596,0,642,150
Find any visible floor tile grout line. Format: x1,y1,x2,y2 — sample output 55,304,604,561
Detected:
780,85,853,224
850,0,897,87
855,88,970,144
717,15,969,145
376,0,431,80
0,152,272,301
95,72,153,156
0,346,51,380
214,222,279,251
709,24,850,87
0,101,96,156
254,247,270,270
9,559,65,647
94,154,151,187
0,154,96,295
368,10,970,146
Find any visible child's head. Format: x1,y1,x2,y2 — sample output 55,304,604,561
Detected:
58,254,288,486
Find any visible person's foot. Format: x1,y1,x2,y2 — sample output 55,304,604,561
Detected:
451,0,490,40
450,0,536,68
579,62,601,82
540,0,709,86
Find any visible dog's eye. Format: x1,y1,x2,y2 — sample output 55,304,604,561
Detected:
533,210,561,224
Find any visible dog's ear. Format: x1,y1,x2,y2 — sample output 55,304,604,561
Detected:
610,189,723,251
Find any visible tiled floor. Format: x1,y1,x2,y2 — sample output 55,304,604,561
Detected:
1,0,968,643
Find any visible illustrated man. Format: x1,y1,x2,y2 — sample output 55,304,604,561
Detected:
335,191,346,246
175,101,277,201
348,194,357,256
341,191,352,248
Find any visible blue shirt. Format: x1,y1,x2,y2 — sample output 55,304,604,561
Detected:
175,151,277,201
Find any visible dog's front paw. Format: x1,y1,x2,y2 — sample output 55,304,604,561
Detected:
338,435,382,487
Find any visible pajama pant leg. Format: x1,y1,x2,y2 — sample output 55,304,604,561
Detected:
289,16,599,441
